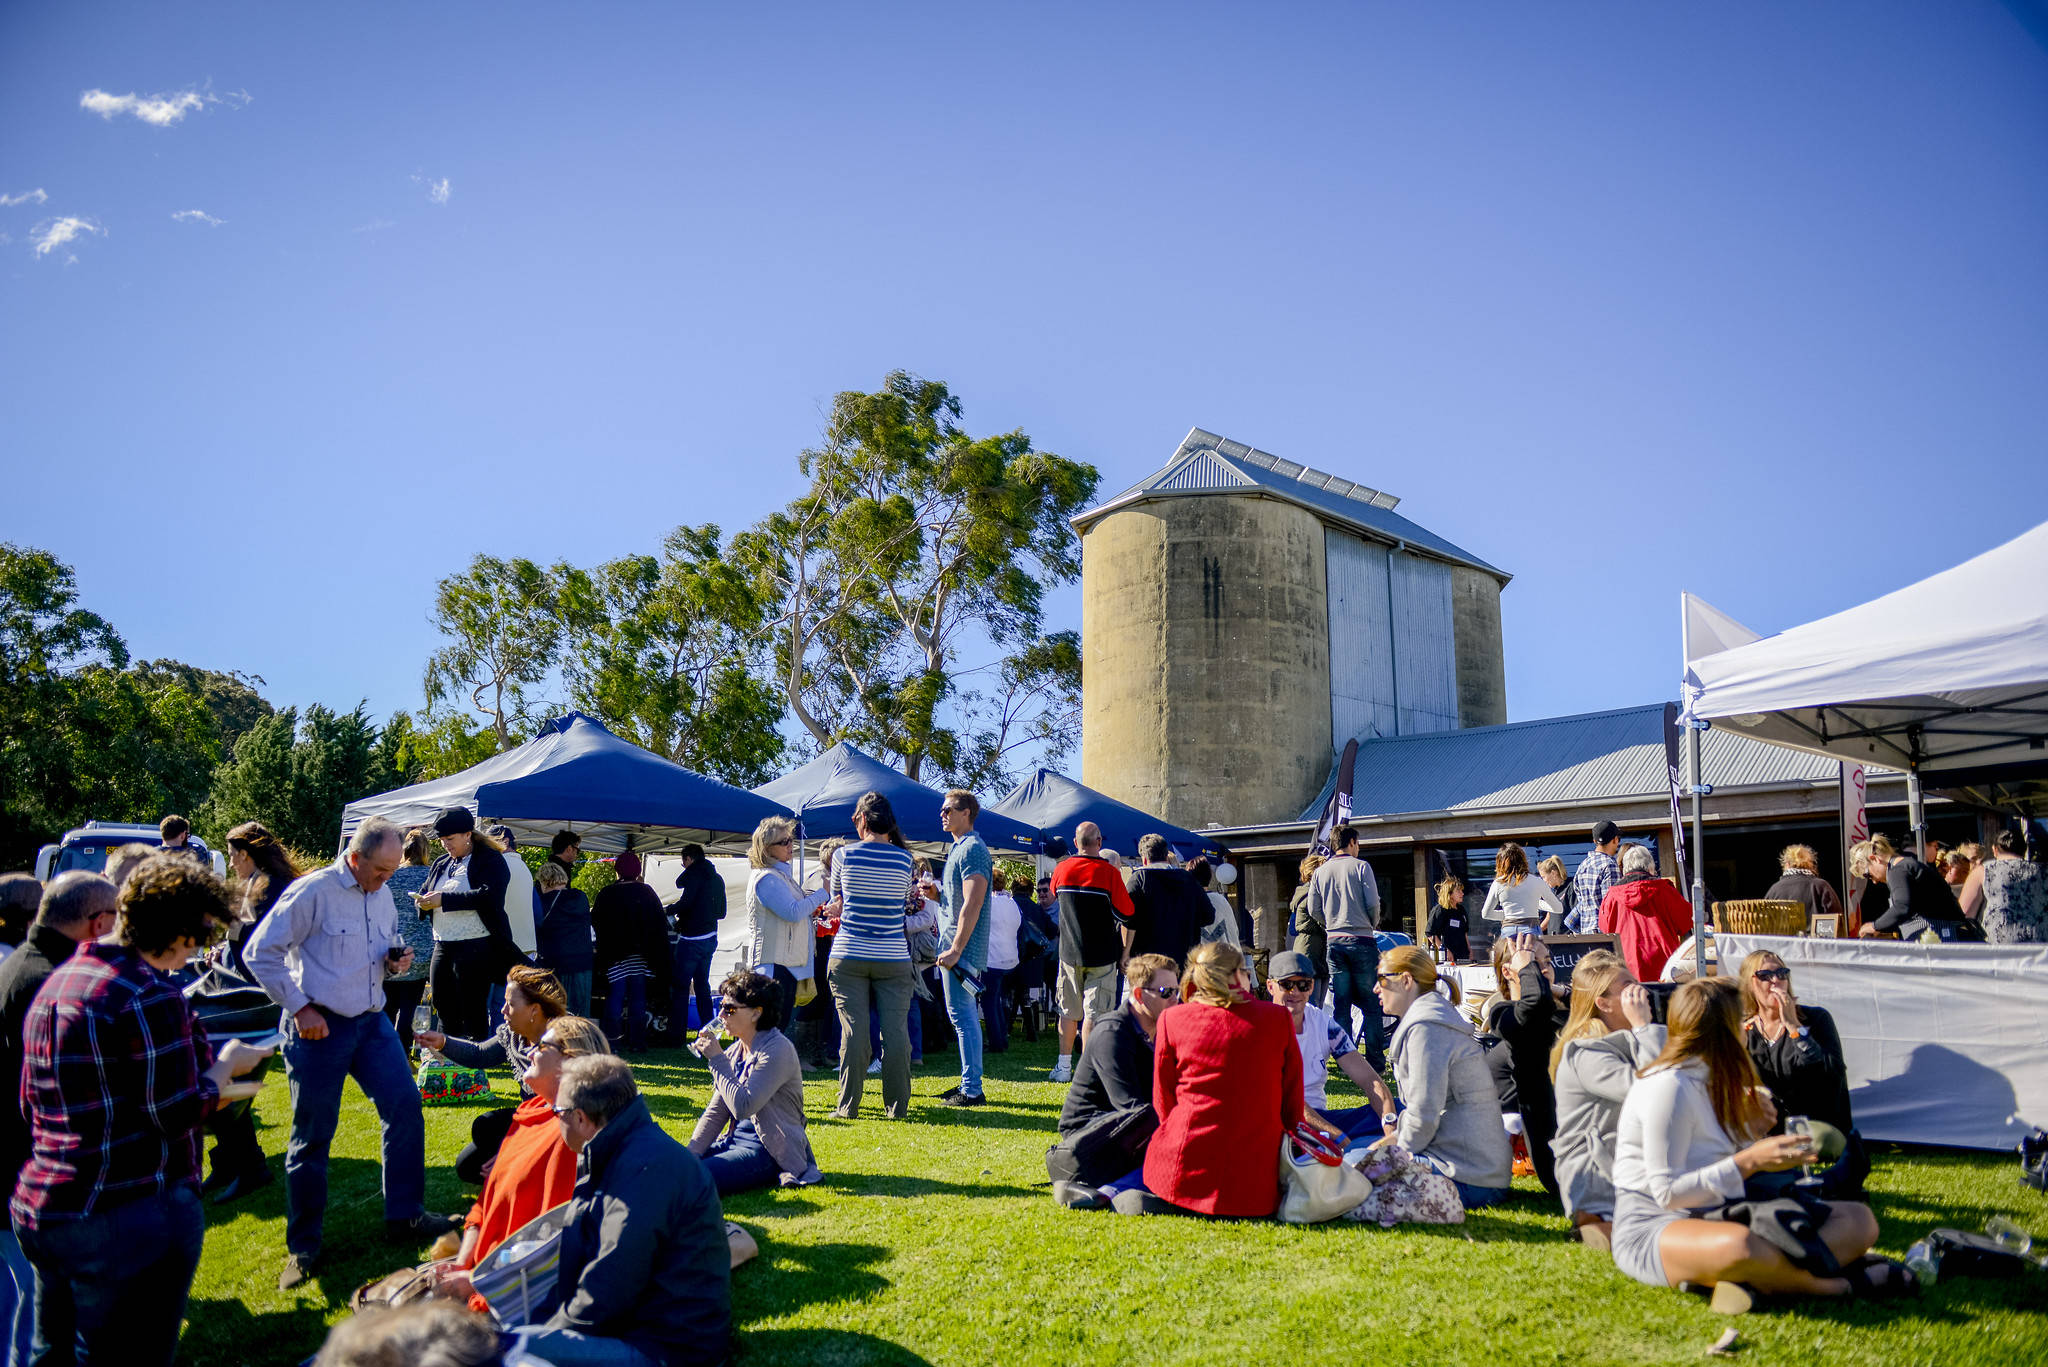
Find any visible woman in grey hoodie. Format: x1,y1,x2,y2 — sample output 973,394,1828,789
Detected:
1376,946,1513,1206
1548,949,1665,1250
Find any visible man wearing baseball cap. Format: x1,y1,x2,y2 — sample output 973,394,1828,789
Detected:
1566,821,1623,936
1267,950,1396,1142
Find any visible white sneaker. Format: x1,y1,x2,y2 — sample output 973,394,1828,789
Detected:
867,1059,883,1075
1048,1061,1074,1084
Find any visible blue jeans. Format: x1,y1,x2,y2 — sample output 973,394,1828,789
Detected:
17,1183,204,1367
673,936,717,1032
281,1007,426,1258
940,966,984,1097
1322,1104,1390,1142
503,1327,661,1367
980,966,1010,1051
603,974,648,1053
699,1121,783,1198
557,968,593,1020
0,1225,35,1367
1326,938,1384,1070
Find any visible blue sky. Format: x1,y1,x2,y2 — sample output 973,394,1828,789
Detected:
3,4,2045,758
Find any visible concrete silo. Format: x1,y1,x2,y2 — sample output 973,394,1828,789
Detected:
1075,429,1510,831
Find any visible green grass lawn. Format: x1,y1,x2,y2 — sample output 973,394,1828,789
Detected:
184,1033,2043,1366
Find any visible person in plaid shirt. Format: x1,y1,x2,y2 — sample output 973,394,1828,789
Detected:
12,854,267,1367
1566,821,1624,935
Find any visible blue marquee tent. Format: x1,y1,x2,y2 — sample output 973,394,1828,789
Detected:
338,712,792,855
989,768,1223,862
753,742,1043,853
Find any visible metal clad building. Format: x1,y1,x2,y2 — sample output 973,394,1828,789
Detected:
1074,428,1510,830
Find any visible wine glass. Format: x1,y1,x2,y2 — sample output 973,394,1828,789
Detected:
1784,1115,1822,1189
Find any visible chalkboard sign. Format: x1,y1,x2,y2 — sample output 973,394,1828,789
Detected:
1538,934,1622,985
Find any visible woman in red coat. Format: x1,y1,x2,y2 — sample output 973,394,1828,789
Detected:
1598,845,1695,982
1141,941,1304,1217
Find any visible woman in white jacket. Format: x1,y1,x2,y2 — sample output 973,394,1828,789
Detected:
1478,843,1562,939
1611,978,1903,1313
746,817,833,1028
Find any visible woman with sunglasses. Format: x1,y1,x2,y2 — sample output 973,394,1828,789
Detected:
1375,945,1513,1208
430,1016,612,1310
746,817,833,1030
689,969,822,1195
1738,951,1867,1199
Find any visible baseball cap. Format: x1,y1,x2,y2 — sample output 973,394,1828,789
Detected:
1591,820,1620,844
1268,951,1316,981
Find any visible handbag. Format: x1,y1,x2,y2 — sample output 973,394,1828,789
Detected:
793,976,818,1007
1276,1122,1372,1224
1045,1104,1158,1187
473,1203,573,1326
1344,1140,1466,1225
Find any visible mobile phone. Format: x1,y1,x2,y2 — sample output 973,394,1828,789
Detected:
1639,981,1680,1023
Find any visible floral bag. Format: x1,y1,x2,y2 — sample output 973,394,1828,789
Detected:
1343,1141,1466,1226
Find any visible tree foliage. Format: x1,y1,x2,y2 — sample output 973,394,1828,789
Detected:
0,545,222,867
129,659,275,757
423,555,573,752
564,525,786,787
741,372,1098,783
202,703,401,855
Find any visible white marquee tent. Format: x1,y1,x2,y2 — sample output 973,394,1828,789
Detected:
1686,518,2048,822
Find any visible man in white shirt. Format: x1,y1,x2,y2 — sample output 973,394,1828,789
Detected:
245,816,461,1290
1268,950,1395,1142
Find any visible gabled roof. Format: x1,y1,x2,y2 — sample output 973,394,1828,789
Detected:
1289,703,1874,825
1072,427,1509,581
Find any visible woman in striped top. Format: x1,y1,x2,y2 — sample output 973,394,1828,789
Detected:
826,792,918,1120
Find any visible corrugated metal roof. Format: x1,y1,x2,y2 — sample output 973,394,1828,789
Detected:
1152,448,1255,493
1073,427,1508,580
1295,703,1857,823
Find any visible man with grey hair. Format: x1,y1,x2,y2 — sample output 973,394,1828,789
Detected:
246,816,460,1290
0,873,118,1363
1595,842,1694,982
505,1055,731,1366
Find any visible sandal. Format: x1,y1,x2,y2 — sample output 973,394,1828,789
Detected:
1843,1254,1920,1301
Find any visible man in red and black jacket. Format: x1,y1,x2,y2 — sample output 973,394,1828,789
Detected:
1047,822,1134,1085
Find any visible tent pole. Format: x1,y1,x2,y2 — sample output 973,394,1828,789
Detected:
1907,766,1926,859
1689,716,1708,980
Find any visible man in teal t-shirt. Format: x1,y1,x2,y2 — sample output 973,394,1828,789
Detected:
938,789,993,1107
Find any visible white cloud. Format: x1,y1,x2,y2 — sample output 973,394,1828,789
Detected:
171,209,223,226
353,218,396,234
0,188,48,208
79,85,248,127
412,173,451,206
31,216,103,258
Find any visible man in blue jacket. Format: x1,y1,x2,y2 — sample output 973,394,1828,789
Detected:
508,1055,731,1366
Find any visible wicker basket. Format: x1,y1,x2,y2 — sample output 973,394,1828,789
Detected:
1712,899,1809,937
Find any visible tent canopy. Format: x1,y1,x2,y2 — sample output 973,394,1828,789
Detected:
338,712,792,855
989,768,1223,861
1686,520,2048,802
752,743,1042,853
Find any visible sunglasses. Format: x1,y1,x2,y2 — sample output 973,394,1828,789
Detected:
1275,977,1315,992
1376,973,1405,986
1141,985,1177,1000
1753,967,1792,983
771,838,794,847
718,999,747,1013
551,1104,580,1120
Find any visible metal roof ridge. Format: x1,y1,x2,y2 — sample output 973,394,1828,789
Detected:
1337,702,1669,748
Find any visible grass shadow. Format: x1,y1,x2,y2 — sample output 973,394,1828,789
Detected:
180,1294,337,1367
839,1174,1040,1201
738,1328,935,1366
734,1238,894,1321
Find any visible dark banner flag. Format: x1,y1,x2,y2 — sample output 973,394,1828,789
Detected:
1662,702,1689,887
1310,739,1359,858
